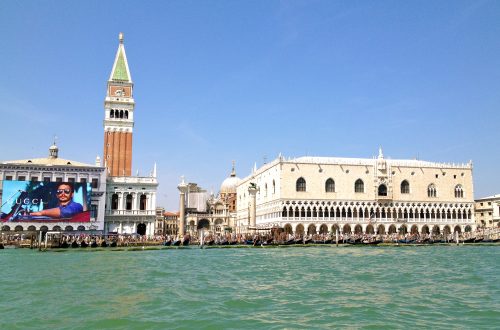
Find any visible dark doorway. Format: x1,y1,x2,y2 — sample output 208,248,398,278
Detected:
197,219,210,230
137,223,146,235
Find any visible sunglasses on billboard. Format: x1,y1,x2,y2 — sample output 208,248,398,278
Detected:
56,189,72,195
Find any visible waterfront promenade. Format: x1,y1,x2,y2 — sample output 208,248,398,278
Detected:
1,228,499,249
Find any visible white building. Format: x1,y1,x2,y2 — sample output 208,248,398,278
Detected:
236,149,476,236
475,195,500,228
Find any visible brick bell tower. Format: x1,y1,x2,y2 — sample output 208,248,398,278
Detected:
103,32,134,176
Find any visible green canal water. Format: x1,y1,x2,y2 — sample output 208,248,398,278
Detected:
1,245,499,329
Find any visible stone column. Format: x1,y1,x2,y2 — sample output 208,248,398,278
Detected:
177,177,188,236
118,192,124,211
132,192,138,211
248,183,258,230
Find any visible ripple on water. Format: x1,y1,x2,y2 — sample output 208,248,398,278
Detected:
0,246,499,329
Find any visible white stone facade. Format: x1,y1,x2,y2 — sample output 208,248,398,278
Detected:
104,175,158,236
236,151,476,235
475,195,500,228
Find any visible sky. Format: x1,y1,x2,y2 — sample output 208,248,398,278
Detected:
1,0,499,210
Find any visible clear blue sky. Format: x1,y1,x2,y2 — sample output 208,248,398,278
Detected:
1,0,499,210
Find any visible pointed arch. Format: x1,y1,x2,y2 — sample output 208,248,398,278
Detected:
296,177,306,192
401,180,410,194
378,184,387,196
428,184,437,197
295,224,304,235
325,178,335,192
454,185,464,198
355,179,364,193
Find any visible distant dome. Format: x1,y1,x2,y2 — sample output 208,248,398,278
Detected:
220,163,240,194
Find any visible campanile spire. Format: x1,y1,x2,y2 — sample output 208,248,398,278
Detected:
103,33,135,176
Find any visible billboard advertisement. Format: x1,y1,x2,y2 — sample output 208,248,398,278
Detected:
1,181,91,222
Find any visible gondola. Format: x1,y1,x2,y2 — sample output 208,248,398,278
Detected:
0,243,4,249
101,241,108,248
80,241,88,248
460,238,475,244
163,240,172,246
71,241,79,248
398,238,416,244
60,241,69,248
172,239,182,246
294,238,304,244
261,238,273,246
182,237,190,246
362,239,382,245
90,241,98,248
347,237,362,245
304,238,313,244
110,241,117,247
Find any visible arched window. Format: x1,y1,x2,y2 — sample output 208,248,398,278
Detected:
296,177,306,192
427,184,437,198
111,193,119,210
355,179,364,193
125,110,129,119
454,185,464,198
325,178,335,192
401,180,410,194
264,183,268,197
120,110,124,119
272,180,275,194
140,194,147,211
110,110,114,118
378,184,387,196
126,194,133,210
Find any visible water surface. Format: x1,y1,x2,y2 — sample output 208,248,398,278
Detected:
1,246,498,329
